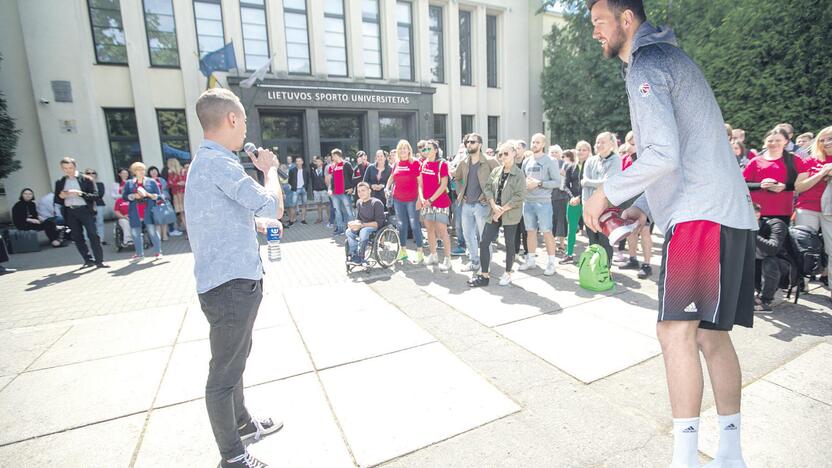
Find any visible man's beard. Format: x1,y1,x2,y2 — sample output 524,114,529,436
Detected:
468,147,479,154
603,27,627,59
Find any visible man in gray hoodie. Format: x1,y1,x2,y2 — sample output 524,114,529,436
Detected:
519,133,563,276
583,2,757,467
581,131,621,262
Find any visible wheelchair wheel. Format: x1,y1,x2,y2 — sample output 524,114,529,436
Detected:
373,225,400,268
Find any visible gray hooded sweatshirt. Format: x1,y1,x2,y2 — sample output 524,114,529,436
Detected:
603,22,757,234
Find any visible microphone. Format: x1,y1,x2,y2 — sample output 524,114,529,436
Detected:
244,142,257,156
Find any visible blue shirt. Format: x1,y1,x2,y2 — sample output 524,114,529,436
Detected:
185,140,279,293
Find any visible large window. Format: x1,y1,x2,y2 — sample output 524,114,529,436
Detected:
461,114,474,138
261,113,305,161
428,6,444,83
396,1,414,81
104,109,141,176
88,0,128,64
240,0,269,71
283,0,311,74
142,0,179,67
320,114,363,160
157,109,191,160
324,0,348,77
487,15,497,88
362,0,383,79
459,10,472,86
379,114,412,152
487,116,498,150
193,0,224,58
433,114,447,158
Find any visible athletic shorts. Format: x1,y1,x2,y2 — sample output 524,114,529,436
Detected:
658,220,755,331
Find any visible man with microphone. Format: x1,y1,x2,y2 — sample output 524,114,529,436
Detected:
185,88,283,468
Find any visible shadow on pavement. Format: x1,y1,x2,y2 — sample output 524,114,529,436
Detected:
757,286,832,342
25,267,98,291
108,258,171,277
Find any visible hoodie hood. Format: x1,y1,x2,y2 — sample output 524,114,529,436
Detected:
623,22,678,76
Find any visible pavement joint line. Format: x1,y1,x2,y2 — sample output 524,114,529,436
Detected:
311,340,438,373
760,378,832,408
0,325,75,393
279,292,360,468
127,306,189,468
0,410,151,449
13,344,179,375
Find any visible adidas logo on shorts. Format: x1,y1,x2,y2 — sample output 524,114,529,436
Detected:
684,303,698,313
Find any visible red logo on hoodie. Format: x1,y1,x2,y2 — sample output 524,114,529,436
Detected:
639,82,651,97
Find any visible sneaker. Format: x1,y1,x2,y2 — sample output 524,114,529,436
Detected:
619,257,640,270
325,223,333,228
637,263,652,279
412,250,425,264
460,261,480,272
81,260,96,268
130,255,142,262
451,246,466,256
425,253,438,265
357,258,369,267
101,241,108,245
559,255,575,265
498,273,512,286
544,262,556,276
518,256,536,271
467,274,490,288
396,248,408,261
238,416,283,442
154,253,163,259
169,230,183,236
438,256,451,272
613,251,628,264
754,301,773,313
221,450,268,468
95,263,110,269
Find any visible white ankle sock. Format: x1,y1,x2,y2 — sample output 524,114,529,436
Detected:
703,413,746,467
548,255,556,264
671,417,700,467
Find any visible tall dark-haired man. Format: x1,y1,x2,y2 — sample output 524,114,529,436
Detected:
54,157,107,268
582,1,757,467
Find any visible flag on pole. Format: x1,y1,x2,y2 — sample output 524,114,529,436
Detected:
207,74,221,89
240,54,276,89
199,42,237,78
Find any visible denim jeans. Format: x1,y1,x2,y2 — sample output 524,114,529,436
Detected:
84,208,105,243
392,199,423,248
331,194,354,233
461,202,489,264
346,226,377,258
131,223,162,256
454,199,466,248
198,278,262,461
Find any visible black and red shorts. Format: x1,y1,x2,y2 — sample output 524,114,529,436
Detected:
658,220,755,331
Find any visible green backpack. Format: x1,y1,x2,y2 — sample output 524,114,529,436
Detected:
578,245,615,292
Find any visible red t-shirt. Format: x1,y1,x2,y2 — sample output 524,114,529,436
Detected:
795,157,829,213
392,159,421,202
115,198,130,216
420,160,451,208
743,156,794,217
168,172,185,195
621,153,636,171
328,162,346,195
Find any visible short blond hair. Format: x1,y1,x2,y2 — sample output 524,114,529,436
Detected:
195,88,243,131
130,161,146,174
396,139,413,161
812,126,832,160
576,140,592,152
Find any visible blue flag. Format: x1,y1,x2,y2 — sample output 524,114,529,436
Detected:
199,42,237,77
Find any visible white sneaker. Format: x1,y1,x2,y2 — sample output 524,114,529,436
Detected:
461,261,480,272
498,273,512,286
518,256,536,271
613,251,628,264
425,253,438,265
169,230,183,236
438,257,451,272
544,262,556,276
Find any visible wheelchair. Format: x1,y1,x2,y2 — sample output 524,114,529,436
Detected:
114,221,152,253
344,222,400,273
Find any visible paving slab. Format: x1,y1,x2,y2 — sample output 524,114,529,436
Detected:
178,292,290,343
30,305,184,370
135,374,354,468
496,305,662,384
764,342,832,405
155,325,312,407
319,342,520,467
284,283,436,369
0,325,69,376
0,347,169,445
0,375,14,392
0,413,146,467
700,379,832,467
584,290,660,339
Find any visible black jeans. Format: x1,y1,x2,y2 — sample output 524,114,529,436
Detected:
514,216,528,254
587,228,613,262
65,206,103,263
755,257,789,302
480,221,518,274
198,278,262,460
21,220,61,242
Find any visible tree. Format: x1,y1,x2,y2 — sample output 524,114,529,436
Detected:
0,55,22,180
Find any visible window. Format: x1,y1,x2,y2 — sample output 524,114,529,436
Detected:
88,0,128,64
487,116,498,150
433,114,447,157
459,10,472,86
319,114,363,160
396,1,414,81
487,15,497,88
157,109,191,160
428,6,444,83
283,0,311,74
461,114,474,138
193,0,224,58
260,113,305,160
104,109,142,175
142,0,179,66
362,0,383,79
324,0,348,77
240,0,269,71
379,114,412,152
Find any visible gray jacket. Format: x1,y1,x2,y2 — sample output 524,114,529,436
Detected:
603,22,756,233
521,153,562,203
582,153,621,204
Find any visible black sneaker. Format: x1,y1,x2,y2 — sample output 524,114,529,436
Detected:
637,263,652,279
81,261,96,269
238,417,283,442
467,274,490,288
619,257,640,270
819,275,829,287
300,220,307,225
559,255,575,265
754,301,773,313
221,450,268,468
95,263,110,269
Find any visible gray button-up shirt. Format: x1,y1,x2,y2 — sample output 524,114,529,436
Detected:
185,140,279,294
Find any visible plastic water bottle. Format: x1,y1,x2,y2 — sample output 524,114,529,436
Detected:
266,220,282,262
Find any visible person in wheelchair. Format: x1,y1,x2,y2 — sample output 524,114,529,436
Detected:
346,182,386,266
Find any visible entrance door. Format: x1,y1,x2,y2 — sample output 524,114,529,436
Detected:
260,112,305,162
379,113,414,152
319,114,364,161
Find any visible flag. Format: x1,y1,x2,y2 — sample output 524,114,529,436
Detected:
199,42,237,78
240,54,276,89
206,74,223,89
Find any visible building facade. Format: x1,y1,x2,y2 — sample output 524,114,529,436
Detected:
0,0,562,219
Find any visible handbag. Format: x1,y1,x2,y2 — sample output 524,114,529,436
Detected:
152,199,177,225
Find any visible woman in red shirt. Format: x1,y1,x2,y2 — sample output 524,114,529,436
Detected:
386,140,424,263
418,140,452,271
166,158,187,233
795,125,832,279
743,127,798,225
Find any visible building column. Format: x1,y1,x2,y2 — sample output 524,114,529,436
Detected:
447,2,461,147
475,5,488,142
307,0,327,79
367,110,380,153
173,0,205,154
305,108,320,161
268,0,289,77
381,0,399,81
346,0,365,80
413,0,430,85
